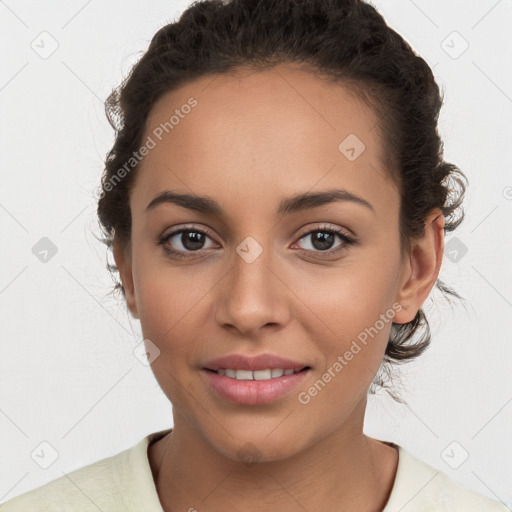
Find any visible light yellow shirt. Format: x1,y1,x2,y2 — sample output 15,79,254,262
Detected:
1,428,509,511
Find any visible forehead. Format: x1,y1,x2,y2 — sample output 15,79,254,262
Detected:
132,63,396,216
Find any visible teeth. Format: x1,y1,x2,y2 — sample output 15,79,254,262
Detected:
215,368,304,380
236,369,253,380
254,369,272,380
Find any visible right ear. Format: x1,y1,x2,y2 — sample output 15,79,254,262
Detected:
113,238,139,319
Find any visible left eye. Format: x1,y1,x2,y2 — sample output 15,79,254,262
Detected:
294,226,354,253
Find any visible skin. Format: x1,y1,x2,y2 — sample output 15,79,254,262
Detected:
114,63,445,511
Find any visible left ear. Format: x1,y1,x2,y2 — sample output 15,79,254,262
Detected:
393,209,445,324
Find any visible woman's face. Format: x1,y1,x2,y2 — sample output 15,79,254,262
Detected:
116,64,423,461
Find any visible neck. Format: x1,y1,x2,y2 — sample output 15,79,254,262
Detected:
149,400,398,512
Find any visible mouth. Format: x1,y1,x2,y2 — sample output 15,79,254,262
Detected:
201,366,312,405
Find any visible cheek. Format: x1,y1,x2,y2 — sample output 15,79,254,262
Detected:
133,264,205,406
132,253,204,355
296,274,397,422
297,255,401,387
301,259,400,336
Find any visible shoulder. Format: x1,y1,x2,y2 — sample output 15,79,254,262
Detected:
0,429,170,512
383,443,510,512
1,452,119,512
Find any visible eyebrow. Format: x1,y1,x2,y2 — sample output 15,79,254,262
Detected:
145,188,374,216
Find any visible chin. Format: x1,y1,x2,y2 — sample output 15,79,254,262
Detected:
198,419,310,465
224,438,301,465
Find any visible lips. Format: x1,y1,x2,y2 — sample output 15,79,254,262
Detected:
203,353,310,372
201,353,311,405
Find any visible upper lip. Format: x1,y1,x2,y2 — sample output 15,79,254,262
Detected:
203,353,310,372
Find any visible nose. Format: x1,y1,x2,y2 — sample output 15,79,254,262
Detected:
214,238,291,337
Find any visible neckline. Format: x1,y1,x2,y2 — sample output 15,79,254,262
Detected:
143,430,403,511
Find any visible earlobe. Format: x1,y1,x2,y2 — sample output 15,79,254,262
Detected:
394,210,445,324
113,238,139,319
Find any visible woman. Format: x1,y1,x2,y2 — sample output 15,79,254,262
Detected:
1,0,508,510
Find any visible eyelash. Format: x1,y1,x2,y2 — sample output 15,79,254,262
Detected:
158,224,356,260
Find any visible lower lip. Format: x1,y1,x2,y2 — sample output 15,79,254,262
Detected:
202,369,310,405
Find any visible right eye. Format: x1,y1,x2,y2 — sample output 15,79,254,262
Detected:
159,225,219,258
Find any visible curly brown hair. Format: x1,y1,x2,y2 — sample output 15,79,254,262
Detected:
95,0,467,402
